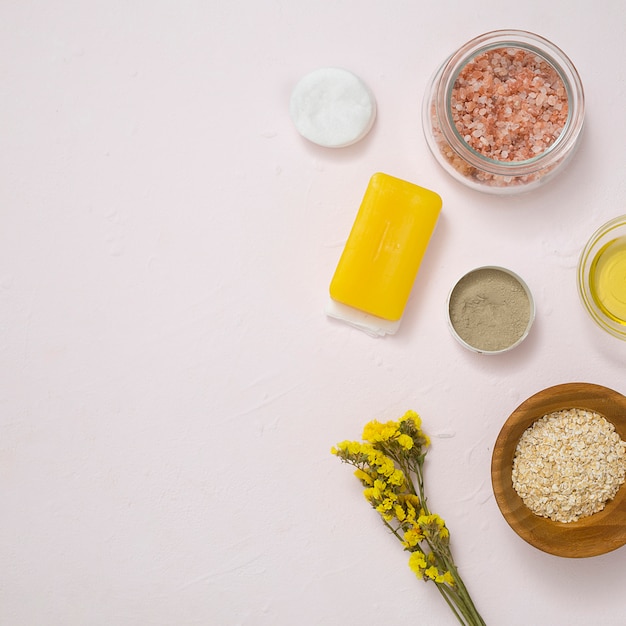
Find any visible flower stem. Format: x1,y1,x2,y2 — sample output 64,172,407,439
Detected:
441,557,486,626
435,583,467,625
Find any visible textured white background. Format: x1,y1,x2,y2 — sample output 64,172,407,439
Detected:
2,1,626,625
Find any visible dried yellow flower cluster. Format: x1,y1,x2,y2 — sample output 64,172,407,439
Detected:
332,411,485,626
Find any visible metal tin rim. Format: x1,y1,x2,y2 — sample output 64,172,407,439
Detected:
446,265,536,354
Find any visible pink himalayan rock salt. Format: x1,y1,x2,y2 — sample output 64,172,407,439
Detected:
450,47,568,162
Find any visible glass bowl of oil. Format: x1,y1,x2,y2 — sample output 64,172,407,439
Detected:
578,215,626,340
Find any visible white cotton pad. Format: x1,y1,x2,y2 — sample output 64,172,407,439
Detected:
289,67,377,148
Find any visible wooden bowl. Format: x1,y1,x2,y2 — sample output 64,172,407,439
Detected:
491,382,626,558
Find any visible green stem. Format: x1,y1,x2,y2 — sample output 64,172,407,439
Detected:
440,577,473,619
439,555,486,626
382,518,404,542
435,583,467,625
410,457,427,509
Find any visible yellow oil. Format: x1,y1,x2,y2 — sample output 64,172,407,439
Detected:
589,236,626,326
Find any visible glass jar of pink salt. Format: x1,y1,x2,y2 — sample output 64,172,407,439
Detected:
422,30,585,194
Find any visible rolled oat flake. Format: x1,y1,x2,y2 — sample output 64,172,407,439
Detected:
512,409,626,523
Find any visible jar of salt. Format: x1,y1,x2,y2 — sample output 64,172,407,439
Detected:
423,30,585,194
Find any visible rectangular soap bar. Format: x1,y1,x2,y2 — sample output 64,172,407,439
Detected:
329,172,442,322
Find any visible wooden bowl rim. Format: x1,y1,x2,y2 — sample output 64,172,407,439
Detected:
491,382,626,558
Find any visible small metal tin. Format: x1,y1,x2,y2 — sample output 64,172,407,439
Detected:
446,265,536,354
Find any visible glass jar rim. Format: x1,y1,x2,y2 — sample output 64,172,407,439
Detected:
434,29,585,175
577,214,626,339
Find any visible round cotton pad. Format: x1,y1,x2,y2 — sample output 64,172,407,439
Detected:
289,67,377,148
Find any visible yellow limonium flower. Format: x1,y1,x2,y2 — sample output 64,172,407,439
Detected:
399,410,431,448
399,409,421,427
376,496,397,515
353,468,373,486
363,488,376,503
408,551,428,576
425,566,440,581
388,468,405,487
361,414,418,451
397,494,421,524
362,419,399,443
332,411,485,625
368,452,396,478
336,440,361,456
402,526,425,549
397,434,414,450
331,440,378,463
394,504,406,522
424,566,455,585
417,514,450,541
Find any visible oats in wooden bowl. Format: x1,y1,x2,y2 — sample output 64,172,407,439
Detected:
491,383,626,557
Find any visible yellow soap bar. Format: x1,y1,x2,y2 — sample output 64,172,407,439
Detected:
329,173,442,321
